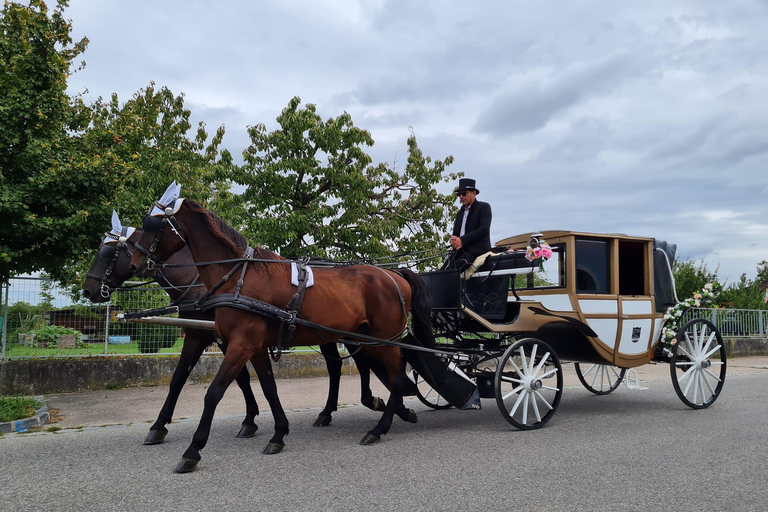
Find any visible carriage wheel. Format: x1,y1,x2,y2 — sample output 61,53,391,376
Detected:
575,363,626,395
670,319,727,409
495,338,563,430
407,367,453,410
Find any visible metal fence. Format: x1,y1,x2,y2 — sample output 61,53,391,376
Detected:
681,307,768,338
1,276,222,360
3,277,767,360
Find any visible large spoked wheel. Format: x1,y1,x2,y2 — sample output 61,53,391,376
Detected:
495,338,563,430
670,319,727,409
407,367,452,410
575,363,626,395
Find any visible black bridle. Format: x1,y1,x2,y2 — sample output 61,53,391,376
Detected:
85,227,134,299
134,200,187,272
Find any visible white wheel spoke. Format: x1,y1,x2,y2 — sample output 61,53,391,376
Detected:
528,344,539,374
518,347,529,376
680,367,696,395
692,370,700,403
703,368,722,382
679,344,695,361
588,366,600,387
501,375,523,384
530,393,542,422
701,331,716,356
703,344,722,360
522,391,530,424
503,385,525,400
539,367,559,379
676,361,695,367
532,351,550,377
533,390,555,410
701,371,716,398
541,384,560,392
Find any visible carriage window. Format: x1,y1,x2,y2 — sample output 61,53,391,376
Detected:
618,240,647,295
513,244,566,290
575,239,610,294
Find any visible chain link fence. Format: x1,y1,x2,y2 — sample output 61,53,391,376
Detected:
1,276,222,360
3,277,767,360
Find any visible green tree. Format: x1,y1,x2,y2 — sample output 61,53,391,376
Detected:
225,97,459,266
672,259,719,302
0,0,103,283
719,261,768,310
83,82,234,226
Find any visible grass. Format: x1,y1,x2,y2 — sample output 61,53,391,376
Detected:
0,396,43,422
2,340,323,358
3,338,186,358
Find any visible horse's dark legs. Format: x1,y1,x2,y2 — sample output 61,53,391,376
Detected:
176,348,251,473
314,343,343,427
144,333,259,445
250,350,289,454
145,335,206,445
314,344,386,427
359,361,416,445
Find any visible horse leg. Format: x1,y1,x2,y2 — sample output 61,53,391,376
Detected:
250,350,290,454
145,334,206,445
175,348,250,473
314,343,342,427
359,352,414,445
220,337,260,438
349,346,386,412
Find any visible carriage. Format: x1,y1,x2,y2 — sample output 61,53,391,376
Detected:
101,183,726,472
407,230,726,429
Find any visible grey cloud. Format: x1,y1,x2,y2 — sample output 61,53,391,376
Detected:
473,51,646,136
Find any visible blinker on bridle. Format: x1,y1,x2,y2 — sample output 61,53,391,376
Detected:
134,201,187,271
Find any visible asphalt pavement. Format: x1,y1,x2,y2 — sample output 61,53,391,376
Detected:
37,355,768,429
2,356,768,512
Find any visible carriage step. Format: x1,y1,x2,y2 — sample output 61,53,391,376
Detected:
623,369,648,391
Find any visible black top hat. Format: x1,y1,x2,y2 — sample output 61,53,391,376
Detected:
456,178,479,194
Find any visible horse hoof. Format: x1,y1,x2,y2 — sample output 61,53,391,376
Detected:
313,415,332,427
236,424,258,438
372,397,386,412
359,432,381,446
173,457,199,474
262,442,285,455
144,430,168,445
406,409,418,424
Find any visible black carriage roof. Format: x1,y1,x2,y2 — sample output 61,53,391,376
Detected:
495,230,656,247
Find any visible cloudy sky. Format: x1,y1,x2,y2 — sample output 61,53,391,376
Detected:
65,0,768,283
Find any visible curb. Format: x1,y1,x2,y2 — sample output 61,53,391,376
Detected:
0,396,49,434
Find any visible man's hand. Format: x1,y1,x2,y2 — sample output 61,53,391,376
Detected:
450,235,463,250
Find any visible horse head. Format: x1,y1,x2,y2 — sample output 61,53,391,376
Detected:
129,181,189,274
83,211,139,302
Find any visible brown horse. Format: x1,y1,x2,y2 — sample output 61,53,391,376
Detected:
83,217,389,443
129,193,433,473
83,231,261,443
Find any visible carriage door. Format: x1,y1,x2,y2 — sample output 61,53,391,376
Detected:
615,240,655,365
575,238,619,355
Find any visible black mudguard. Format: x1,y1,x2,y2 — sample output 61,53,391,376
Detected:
403,344,481,410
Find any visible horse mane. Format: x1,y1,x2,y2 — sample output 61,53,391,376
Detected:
183,199,283,275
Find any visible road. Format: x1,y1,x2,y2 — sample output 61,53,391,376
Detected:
2,358,767,512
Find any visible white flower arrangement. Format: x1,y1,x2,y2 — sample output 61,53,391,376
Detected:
661,282,722,347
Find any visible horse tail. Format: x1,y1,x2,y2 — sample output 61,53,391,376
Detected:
394,268,435,348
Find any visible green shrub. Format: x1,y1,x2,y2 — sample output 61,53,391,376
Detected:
29,325,83,348
0,397,43,422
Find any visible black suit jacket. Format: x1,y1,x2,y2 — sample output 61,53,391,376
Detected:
452,200,492,260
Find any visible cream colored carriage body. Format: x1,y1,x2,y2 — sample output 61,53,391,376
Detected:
463,230,672,369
